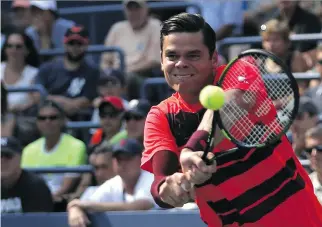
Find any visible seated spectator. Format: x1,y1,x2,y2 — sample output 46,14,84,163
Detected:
90,96,126,146
1,29,40,115
274,0,321,53
21,100,87,206
1,82,15,137
67,138,155,227
289,97,319,158
70,142,116,201
11,0,32,30
100,0,161,100
33,25,99,120
25,0,75,52
306,125,322,204
91,70,129,125
305,44,322,113
1,136,53,213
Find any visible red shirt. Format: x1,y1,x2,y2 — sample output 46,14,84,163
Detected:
141,64,322,226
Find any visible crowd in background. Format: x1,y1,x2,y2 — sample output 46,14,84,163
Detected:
1,0,322,224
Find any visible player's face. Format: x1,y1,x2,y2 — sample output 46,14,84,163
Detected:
161,31,215,97
262,33,289,57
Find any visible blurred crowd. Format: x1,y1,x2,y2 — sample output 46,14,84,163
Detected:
1,0,322,224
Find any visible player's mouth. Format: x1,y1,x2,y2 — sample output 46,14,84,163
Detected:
174,74,194,78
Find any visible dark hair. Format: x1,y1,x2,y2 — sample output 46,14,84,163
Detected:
1,28,40,67
92,141,113,155
1,82,8,115
37,99,66,117
160,13,216,57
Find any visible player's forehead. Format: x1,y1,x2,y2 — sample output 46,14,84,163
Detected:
162,31,208,54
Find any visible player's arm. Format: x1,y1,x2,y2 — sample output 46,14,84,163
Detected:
142,107,193,208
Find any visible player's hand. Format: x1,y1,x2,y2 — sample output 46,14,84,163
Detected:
180,148,217,185
159,172,193,207
67,205,90,227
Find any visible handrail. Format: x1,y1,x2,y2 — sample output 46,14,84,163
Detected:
40,46,126,72
59,1,201,15
66,121,100,129
219,33,322,46
25,165,93,174
6,85,48,103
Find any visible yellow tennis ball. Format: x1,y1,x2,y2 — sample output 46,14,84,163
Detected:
199,85,225,110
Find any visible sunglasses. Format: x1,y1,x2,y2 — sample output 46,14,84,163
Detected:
124,114,144,121
37,115,60,121
6,43,24,49
305,145,322,154
1,153,14,159
67,41,85,46
99,111,120,118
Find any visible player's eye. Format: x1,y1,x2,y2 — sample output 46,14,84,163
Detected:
166,54,178,61
187,54,200,60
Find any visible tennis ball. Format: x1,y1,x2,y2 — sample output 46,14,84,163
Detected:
199,85,225,110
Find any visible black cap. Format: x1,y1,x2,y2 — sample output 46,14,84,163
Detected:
123,99,151,118
64,25,89,44
100,69,125,87
298,97,319,117
112,138,143,156
1,137,23,155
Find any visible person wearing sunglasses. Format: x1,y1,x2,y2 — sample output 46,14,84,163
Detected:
306,125,322,204
0,29,40,114
90,96,126,146
21,100,87,211
1,136,54,213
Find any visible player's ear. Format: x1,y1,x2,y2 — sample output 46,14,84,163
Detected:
212,51,218,69
160,50,164,71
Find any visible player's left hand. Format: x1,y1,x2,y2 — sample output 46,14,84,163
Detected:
180,148,217,185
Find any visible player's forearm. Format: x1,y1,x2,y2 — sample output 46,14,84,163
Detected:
151,150,180,208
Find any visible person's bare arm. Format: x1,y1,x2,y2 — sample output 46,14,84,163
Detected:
69,199,154,212
53,176,80,198
48,96,91,115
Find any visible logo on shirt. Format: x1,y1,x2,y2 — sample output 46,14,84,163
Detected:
238,76,248,84
1,197,22,213
67,78,86,97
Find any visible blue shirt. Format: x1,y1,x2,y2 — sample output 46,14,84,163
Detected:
26,18,75,51
35,59,99,100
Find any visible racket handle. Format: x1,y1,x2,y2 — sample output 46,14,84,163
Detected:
208,147,239,162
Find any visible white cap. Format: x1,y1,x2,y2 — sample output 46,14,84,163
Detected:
30,0,57,11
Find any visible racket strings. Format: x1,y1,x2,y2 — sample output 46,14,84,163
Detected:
219,54,295,146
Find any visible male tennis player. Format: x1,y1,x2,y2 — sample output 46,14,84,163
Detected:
141,13,322,227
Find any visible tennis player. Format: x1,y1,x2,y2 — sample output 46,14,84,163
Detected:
141,13,322,227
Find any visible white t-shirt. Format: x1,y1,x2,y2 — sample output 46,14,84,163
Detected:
0,62,38,108
85,170,156,208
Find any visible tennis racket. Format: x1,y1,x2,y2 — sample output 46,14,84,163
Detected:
201,49,299,164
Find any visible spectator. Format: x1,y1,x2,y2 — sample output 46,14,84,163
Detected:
100,0,161,100
306,125,322,204
21,100,87,206
274,0,321,53
91,70,129,125
261,19,309,73
1,136,54,213
26,0,75,51
289,97,320,158
90,96,126,146
1,82,15,137
33,25,99,120
11,0,32,30
66,142,116,201
67,138,155,227
305,44,322,113
1,29,40,115
187,0,244,41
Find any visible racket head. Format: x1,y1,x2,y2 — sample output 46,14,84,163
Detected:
215,49,299,148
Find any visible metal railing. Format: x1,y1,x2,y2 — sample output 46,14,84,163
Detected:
25,165,93,174
6,85,48,103
40,46,126,72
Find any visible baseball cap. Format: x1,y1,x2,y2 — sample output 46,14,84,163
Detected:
297,97,319,117
1,137,23,155
123,0,146,7
64,25,89,45
99,96,125,112
30,0,57,11
99,69,125,87
12,0,30,9
112,138,143,156
123,99,151,118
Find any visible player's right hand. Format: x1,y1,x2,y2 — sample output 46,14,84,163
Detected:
159,172,193,207
180,149,217,185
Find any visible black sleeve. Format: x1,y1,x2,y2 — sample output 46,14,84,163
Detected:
81,67,99,101
34,63,50,90
24,173,54,212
